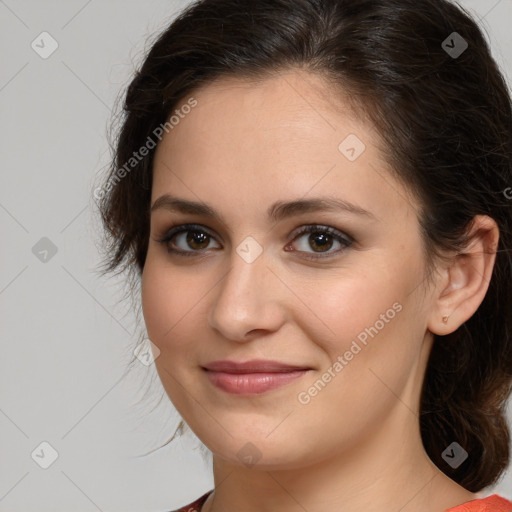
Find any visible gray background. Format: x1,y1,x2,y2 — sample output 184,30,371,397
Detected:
0,1,510,510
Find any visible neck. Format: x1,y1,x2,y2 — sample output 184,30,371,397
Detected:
201,405,478,512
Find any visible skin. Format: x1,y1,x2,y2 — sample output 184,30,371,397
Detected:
141,69,499,512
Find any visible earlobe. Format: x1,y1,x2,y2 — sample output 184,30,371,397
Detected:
427,215,499,336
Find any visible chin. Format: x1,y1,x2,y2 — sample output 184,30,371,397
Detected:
191,426,321,470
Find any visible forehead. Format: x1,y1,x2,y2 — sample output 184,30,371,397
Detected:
151,70,418,227
162,69,368,149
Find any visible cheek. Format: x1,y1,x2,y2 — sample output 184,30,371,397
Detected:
294,264,404,352
141,259,203,405
141,261,169,342
295,259,423,403
293,288,411,433
292,259,422,407
141,256,199,346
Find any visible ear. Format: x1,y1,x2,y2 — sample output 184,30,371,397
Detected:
427,215,499,336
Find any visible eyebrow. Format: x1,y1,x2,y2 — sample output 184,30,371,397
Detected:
150,194,377,223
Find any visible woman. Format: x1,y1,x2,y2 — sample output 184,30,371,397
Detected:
95,0,512,510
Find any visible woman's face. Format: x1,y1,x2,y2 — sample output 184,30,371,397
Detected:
142,69,437,469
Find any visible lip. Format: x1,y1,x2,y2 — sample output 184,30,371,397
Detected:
202,359,311,373
201,360,312,395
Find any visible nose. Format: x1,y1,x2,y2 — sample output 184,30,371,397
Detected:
207,245,287,342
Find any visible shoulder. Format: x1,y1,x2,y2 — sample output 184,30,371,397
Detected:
445,494,512,512
168,490,214,512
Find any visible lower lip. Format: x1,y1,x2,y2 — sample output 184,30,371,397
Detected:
203,369,309,395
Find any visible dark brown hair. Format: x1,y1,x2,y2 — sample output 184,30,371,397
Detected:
95,0,512,492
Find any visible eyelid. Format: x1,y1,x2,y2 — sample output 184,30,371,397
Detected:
287,224,353,260
154,222,354,259
290,224,353,243
154,223,220,256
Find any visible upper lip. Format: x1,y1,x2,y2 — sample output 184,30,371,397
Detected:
202,360,311,373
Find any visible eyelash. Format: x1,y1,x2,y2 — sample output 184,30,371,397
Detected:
154,223,354,261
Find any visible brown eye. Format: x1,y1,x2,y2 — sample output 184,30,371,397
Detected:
288,225,353,260
306,232,334,252
156,224,221,256
184,230,210,250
